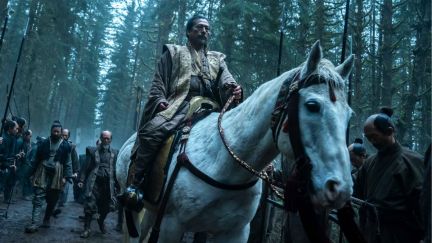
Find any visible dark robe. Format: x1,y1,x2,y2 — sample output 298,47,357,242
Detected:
80,145,118,209
130,44,241,189
31,138,72,190
354,142,424,243
0,132,18,168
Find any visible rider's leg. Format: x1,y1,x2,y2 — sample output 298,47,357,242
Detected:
131,108,187,189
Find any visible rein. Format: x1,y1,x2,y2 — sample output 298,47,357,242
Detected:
218,95,285,199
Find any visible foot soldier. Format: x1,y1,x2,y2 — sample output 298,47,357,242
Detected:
0,120,23,203
78,131,118,238
25,120,72,233
53,128,79,217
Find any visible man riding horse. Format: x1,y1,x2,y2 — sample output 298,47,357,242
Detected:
127,14,242,204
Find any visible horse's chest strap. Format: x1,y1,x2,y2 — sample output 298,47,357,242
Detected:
178,152,258,190
179,121,258,190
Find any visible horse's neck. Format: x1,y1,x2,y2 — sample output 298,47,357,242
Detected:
217,76,285,179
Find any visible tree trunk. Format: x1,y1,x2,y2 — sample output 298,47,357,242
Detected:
416,0,431,151
380,0,393,107
352,0,364,135
177,0,186,44
0,0,8,27
369,0,378,114
155,0,175,66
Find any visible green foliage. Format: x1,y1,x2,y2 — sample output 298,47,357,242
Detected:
0,0,429,152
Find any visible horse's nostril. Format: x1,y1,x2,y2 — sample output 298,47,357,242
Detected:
326,180,340,192
325,179,341,201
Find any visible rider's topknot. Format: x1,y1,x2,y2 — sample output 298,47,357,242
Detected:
351,138,366,156
374,107,395,135
379,107,393,117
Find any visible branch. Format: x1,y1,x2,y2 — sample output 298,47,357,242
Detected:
418,87,431,97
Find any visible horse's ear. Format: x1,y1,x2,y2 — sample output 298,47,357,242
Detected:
301,40,322,78
336,54,355,80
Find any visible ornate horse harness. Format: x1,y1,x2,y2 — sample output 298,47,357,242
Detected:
132,72,365,243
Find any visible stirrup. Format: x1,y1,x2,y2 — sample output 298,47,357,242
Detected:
117,185,145,212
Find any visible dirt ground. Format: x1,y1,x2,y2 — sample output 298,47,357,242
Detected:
0,185,286,243
0,187,122,243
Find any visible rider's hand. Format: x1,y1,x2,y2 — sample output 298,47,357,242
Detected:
16,151,25,159
158,101,169,111
78,182,84,188
232,85,242,101
72,173,78,178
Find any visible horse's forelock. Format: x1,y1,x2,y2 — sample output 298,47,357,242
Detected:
293,58,345,91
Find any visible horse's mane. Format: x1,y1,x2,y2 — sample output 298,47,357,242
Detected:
298,58,346,90
230,58,347,120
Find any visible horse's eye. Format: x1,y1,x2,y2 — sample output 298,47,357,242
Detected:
305,100,321,113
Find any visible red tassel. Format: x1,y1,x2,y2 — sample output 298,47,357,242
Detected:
282,121,289,133
329,83,337,102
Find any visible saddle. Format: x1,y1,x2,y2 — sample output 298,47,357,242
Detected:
134,96,220,210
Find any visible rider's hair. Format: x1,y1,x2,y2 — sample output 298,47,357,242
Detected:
374,107,395,136
186,14,208,38
351,138,367,157
3,119,16,132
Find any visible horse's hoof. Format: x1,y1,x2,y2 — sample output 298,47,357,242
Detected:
80,229,91,238
24,224,38,233
97,220,107,234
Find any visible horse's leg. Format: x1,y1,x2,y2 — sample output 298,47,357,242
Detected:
212,224,250,243
157,216,184,243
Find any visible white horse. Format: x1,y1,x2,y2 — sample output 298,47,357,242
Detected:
116,41,355,243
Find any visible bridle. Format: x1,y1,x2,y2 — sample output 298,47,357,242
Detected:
218,71,366,243
218,71,339,203
271,71,338,210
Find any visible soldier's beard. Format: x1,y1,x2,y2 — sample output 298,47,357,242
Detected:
189,36,208,50
51,135,61,142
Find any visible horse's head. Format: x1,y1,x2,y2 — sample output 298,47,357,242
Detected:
277,41,354,209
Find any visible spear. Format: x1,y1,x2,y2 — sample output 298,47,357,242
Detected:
1,11,30,136
341,0,352,145
0,6,10,53
341,0,351,64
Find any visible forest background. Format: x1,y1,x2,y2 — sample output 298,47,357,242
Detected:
0,0,430,153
